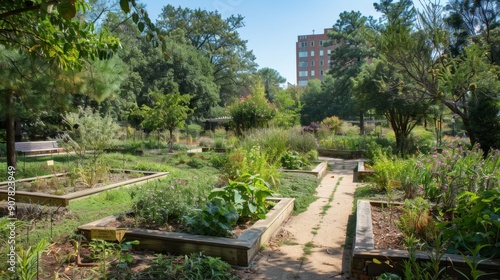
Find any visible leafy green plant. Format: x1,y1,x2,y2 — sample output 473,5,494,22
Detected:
439,189,500,258
88,239,140,277
182,252,238,280
214,138,226,149
222,146,281,187
370,151,404,192
229,80,276,136
321,115,344,134
377,273,402,280
89,239,116,276
280,150,307,170
183,198,239,237
396,157,421,199
130,178,210,227
401,233,448,280
115,240,140,271
418,142,497,212
17,239,48,280
397,197,436,245
59,106,119,165
454,244,493,280
209,173,275,220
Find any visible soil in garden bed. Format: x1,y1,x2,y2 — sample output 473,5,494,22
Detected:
371,205,405,250
104,212,255,238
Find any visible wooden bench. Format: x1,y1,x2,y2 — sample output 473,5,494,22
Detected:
15,141,64,155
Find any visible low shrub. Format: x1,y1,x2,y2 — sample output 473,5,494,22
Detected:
183,198,238,238
130,177,212,226
280,150,308,170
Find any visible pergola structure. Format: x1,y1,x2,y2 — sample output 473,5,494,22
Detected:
203,117,232,132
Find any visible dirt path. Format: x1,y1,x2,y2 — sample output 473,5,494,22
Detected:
238,158,360,279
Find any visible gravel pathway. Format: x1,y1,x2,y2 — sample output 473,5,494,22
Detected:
238,158,361,279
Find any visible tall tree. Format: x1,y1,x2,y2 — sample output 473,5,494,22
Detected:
353,58,428,155
258,67,286,101
300,79,327,125
156,5,258,104
0,49,56,169
141,91,193,152
327,11,377,120
445,0,500,62
272,87,302,128
229,78,276,136
375,0,500,151
0,0,141,168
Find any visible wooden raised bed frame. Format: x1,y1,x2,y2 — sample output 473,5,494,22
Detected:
355,161,374,182
282,161,328,178
79,197,295,267
0,170,169,207
318,149,364,159
352,200,500,279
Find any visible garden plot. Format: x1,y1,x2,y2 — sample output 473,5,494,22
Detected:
78,197,294,267
282,161,328,178
0,169,168,207
352,200,500,279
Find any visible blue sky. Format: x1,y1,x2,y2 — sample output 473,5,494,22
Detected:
139,1,388,85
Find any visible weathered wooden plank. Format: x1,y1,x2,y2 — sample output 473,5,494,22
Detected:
0,191,68,207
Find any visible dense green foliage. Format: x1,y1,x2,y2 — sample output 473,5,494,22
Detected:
229,80,276,136
369,140,500,258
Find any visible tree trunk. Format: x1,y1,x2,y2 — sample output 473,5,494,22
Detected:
5,90,16,169
169,127,174,153
359,110,365,136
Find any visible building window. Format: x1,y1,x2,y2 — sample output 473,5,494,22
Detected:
320,70,324,76
299,71,308,77
299,80,308,86
320,60,324,66
328,60,331,65
311,70,315,76
319,49,324,56
311,61,315,66
310,50,315,56
300,42,307,48
319,40,324,46
299,61,308,67
299,51,308,58
327,49,331,55
310,41,314,47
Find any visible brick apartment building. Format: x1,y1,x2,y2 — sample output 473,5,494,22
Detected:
296,28,336,86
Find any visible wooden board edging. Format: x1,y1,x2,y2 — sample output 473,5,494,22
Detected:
282,161,328,178
78,197,294,267
352,200,500,279
0,170,169,207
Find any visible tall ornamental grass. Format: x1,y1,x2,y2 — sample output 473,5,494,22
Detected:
238,127,317,164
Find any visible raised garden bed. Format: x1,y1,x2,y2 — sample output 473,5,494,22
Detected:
0,169,169,207
78,197,294,267
318,149,364,159
201,147,232,153
352,200,500,279
282,161,328,178
355,161,374,182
